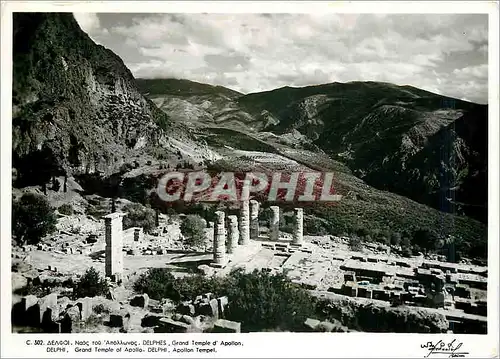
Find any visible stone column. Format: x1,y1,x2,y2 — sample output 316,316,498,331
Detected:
213,211,227,266
227,215,239,254
269,206,280,241
250,200,260,240
207,221,215,250
133,228,141,242
292,208,304,245
104,213,126,281
239,201,250,245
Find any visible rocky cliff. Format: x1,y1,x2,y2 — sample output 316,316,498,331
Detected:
12,13,175,186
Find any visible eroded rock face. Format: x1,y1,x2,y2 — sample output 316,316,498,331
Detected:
12,13,171,183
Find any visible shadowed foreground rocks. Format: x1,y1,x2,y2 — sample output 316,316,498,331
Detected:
12,291,241,334
315,295,448,333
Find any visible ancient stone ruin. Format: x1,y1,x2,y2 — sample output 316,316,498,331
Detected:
250,200,260,239
104,212,126,282
227,215,239,254
292,208,304,245
212,211,227,267
269,205,280,242
239,200,250,245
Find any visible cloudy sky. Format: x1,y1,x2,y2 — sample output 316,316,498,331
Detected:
74,13,488,104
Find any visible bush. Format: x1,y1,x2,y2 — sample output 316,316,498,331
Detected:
133,268,225,301
133,268,316,332
304,216,331,236
123,203,156,234
58,203,73,215
349,236,363,252
412,228,438,251
390,232,401,246
12,193,57,245
180,214,206,247
73,267,109,299
224,269,316,332
401,247,413,258
134,268,177,300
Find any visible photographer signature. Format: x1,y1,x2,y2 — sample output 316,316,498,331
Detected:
421,339,469,358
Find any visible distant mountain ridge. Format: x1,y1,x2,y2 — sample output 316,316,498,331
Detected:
137,79,488,223
136,78,242,99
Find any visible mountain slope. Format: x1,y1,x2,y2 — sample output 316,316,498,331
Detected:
136,78,268,132
237,82,488,222
136,79,487,222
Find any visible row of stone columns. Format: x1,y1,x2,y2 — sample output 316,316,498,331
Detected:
211,202,304,267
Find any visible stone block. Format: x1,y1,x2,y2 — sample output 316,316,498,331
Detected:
106,288,116,301
202,292,213,301
217,296,228,319
57,297,72,312
38,293,59,326
61,305,81,333
12,295,39,326
180,315,195,325
12,272,28,293
141,314,163,327
209,298,219,319
304,318,320,331
316,321,336,332
212,319,241,333
76,297,93,321
155,318,190,333
172,313,183,321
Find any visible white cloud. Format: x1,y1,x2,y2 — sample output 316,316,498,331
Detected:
74,13,101,34
78,13,488,104
453,64,488,80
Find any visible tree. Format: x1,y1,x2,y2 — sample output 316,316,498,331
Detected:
12,193,57,245
123,203,156,234
442,235,457,262
73,267,109,299
180,214,206,247
349,236,363,252
224,269,316,332
401,235,410,245
401,235,412,257
390,232,402,246
401,247,413,258
412,228,438,251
